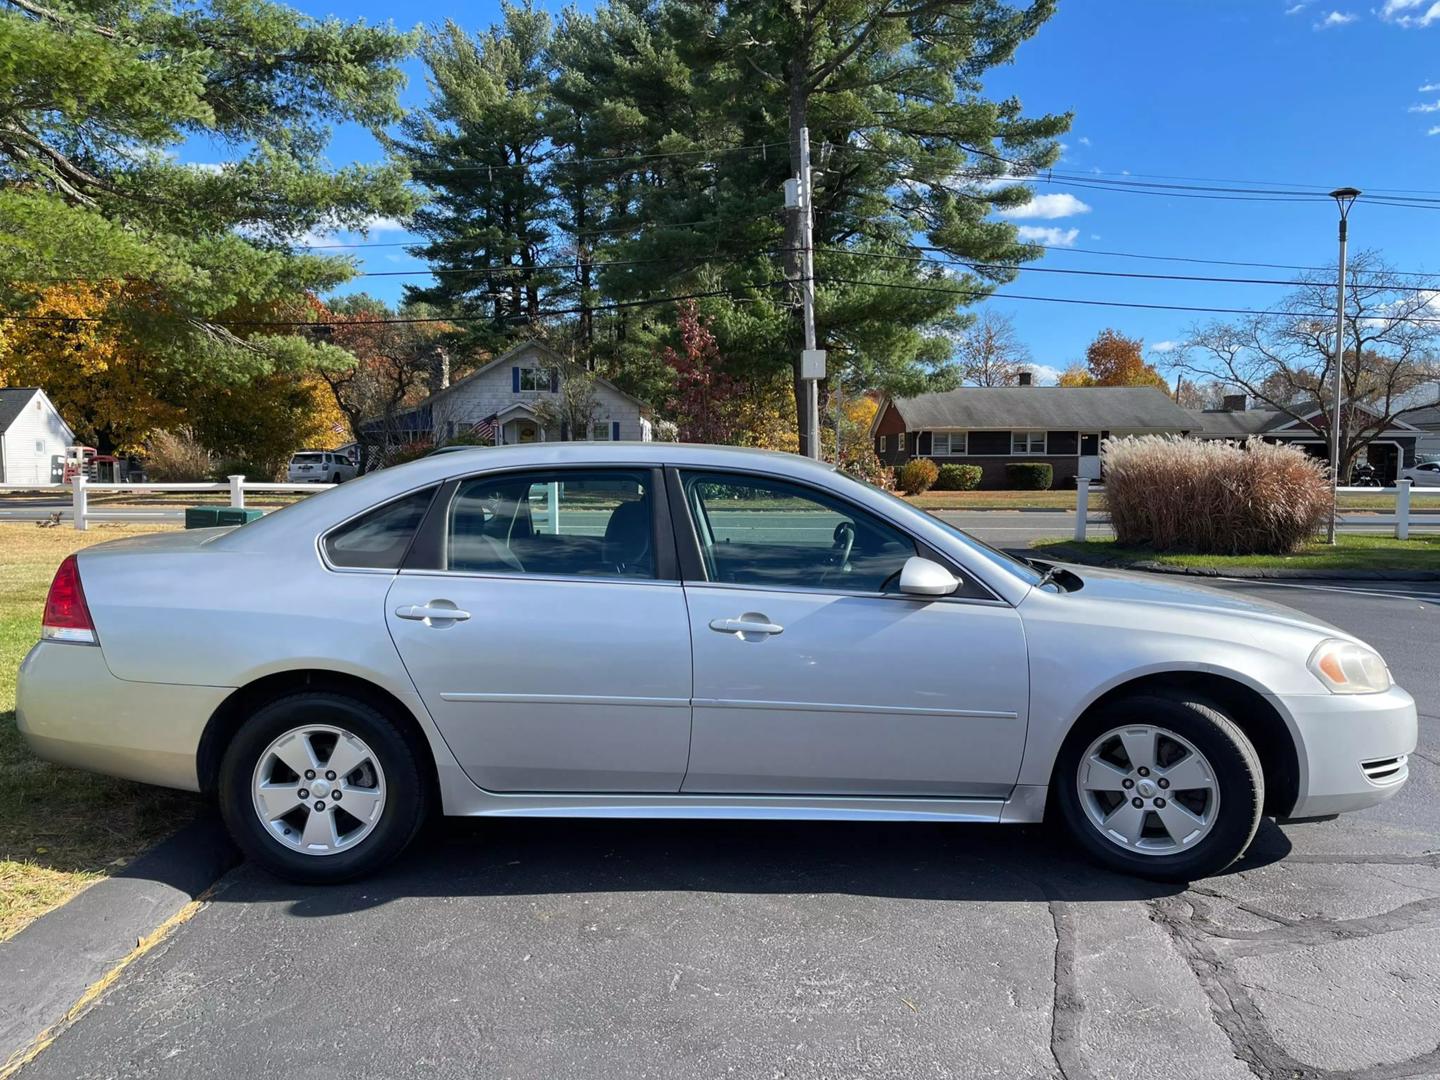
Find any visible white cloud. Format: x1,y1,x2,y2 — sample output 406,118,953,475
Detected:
1421,81,1440,90
999,192,1092,220
1090,233,1103,240
1284,2,1306,13
293,214,410,248
1016,226,1080,247
1314,10,1358,27
1430,125,1440,134
184,162,224,175
1077,136,1091,147
1381,0,1440,25
1025,364,1064,386
1150,340,1180,353
1410,99,1440,111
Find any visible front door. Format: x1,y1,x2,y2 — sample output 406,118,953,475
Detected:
675,470,1029,798
386,467,692,793
1078,432,1102,480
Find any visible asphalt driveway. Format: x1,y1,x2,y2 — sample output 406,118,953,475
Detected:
17,579,1440,1080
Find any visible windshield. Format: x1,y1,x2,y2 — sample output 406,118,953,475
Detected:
846,473,1047,587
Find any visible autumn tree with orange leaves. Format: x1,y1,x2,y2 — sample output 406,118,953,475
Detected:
1057,329,1169,390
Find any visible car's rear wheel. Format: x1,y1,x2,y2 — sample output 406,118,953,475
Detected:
1052,694,1263,882
218,692,428,883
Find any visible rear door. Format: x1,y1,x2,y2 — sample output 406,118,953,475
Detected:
385,467,693,793
675,469,1029,798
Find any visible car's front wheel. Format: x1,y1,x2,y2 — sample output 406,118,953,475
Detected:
218,691,428,883
1051,693,1263,882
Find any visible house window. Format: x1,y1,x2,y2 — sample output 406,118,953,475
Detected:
1011,430,1046,454
930,431,967,456
518,366,555,392
591,422,612,441
35,440,46,454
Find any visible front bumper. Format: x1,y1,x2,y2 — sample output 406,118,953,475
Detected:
1274,684,1418,818
15,641,231,792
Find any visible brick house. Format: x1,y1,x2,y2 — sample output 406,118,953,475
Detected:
871,377,1195,488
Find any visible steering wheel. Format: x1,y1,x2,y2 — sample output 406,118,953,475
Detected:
820,520,855,584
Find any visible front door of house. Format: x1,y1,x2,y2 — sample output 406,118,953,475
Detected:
1078,432,1102,480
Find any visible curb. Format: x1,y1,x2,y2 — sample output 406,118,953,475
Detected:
0,816,240,1071
1030,544,1440,582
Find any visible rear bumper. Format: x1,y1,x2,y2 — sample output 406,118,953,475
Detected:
15,641,230,792
1275,685,1418,818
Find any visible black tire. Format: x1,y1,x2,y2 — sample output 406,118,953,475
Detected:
218,691,429,884
1051,693,1263,882
330,472,342,484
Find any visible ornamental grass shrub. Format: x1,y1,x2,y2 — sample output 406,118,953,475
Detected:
1101,436,1330,555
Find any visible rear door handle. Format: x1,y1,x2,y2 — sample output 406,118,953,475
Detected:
395,602,472,624
709,615,784,638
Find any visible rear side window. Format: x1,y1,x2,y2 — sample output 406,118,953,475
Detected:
324,486,437,569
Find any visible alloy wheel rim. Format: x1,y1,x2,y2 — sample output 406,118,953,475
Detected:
250,724,386,856
1075,724,1220,856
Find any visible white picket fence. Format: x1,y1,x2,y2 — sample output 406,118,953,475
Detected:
0,475,335,530
1071,477,1419,542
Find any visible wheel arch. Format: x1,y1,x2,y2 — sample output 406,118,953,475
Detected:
1066,670,1301,817
197,669,441,802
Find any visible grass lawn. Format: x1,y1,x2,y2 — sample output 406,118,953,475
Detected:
1032,533,1440,572
0,523,200,940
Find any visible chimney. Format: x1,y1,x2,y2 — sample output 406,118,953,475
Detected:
1222,393,1247,412
1017,371,1033,387
427,345,450,394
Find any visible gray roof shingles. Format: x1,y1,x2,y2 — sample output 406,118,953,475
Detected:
0,388,39,434
1182,408,1290,436
890,386,1195,432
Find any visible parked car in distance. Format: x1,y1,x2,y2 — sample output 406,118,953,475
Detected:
1400,461,1440,487
288,450,356,484
16,444,1416,885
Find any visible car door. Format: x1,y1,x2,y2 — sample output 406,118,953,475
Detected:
385,466,693,793
675,469,1029,798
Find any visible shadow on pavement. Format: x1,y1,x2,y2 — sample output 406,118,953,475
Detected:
215,815,1293,916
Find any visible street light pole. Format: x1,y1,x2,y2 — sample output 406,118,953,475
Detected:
1326,187,1360,545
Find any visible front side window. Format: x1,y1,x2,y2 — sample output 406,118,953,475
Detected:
518,367,553,392
1011,430,1046,454
931,431,967,456
680,472,916,592
324,486,437,569
447,470,654,579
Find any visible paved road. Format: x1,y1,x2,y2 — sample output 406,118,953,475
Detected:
18,579,1439,1080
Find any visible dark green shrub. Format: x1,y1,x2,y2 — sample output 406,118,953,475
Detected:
212,459,281,482
1005,462,1053,490
897,458,940,495
935,463,982,491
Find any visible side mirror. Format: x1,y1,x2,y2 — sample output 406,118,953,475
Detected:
898,556,960,597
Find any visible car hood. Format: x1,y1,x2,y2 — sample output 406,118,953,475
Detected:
1045,563,1349,639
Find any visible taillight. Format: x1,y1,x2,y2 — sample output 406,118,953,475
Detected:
42,554,97,645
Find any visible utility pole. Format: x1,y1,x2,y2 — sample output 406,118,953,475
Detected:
787,127,825,459
1326,187,1360,545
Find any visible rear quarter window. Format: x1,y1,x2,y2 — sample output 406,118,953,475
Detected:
323,486,438,569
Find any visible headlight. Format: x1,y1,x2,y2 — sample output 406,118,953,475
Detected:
1307,639,1392,694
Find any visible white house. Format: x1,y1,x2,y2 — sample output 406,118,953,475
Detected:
386,340,652,446
0,388,75,485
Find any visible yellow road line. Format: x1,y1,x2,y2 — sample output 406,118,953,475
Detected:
0,887,214,1079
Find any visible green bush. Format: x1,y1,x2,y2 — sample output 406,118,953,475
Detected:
897,458,940,495
212,458,281,482
1005,462,1053,490
934,463,982,491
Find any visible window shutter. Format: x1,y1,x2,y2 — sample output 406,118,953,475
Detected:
919,432,932,456
612,421,621,441
550,368,560,393
512,367,520,392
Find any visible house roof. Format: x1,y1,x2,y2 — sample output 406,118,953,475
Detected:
1182,408,1289,436
886,386,1195,432
0,388,40,433
419,339,650,414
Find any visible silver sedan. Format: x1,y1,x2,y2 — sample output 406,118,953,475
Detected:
17,444,1417,883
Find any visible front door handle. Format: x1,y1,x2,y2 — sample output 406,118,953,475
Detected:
395,601,472,624
709,614,784,639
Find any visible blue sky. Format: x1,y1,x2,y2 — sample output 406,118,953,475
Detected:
185,0,1440,383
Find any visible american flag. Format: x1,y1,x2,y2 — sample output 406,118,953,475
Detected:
471,414,498,443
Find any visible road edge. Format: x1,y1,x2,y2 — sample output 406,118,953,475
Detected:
1028,544,1440,581
0,817,240,1074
